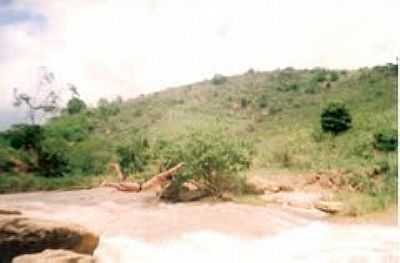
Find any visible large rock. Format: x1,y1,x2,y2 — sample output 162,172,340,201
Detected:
160,182,208,202
12,249,96,263
0,215,99,263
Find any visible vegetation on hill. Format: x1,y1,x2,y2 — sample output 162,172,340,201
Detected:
0,63,397,214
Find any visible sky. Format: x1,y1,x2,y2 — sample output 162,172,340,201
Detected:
0,0,398,128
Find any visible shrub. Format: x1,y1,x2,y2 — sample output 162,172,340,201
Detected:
67,97,87,114
97,98,120,118
116,137,151,175
211,74,226,85
45,115,93,142
37,136,70,177
320,102,352,135
68,136,112,175
6,124,43,150
373,128,397,151
314,70,327,82
240,98,249,108
159,130,253,196
257,95,268,108
330,72,339,82
0,147,14,172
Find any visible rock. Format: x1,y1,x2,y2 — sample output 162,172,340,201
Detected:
0,215,99,263
0,208,22,215
12,249,96,263
314,201,343,214
278,185,294,192
160,182,208,202
244,179,265,195
220,192,234,202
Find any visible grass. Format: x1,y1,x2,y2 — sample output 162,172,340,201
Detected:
0,173,108,194
1,65,397,215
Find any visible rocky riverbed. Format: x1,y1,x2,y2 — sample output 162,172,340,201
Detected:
1,188,399,262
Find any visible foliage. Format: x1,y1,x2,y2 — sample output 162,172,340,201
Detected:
320,101,352,135
159,130,253,195
97,98,120,118
12,68,73,124
36,135,70,177
116,136,151,175
5,124,43,150
68,136,112,175
313,70,327,82
0,147,15,172
373,128,397,151
240,97,249,108
45,114,93,142
211,74,226,85
67,97,87,114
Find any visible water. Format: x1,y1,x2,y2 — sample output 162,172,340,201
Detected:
94,222,400,263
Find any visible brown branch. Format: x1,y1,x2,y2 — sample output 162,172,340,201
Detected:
103,162,184,193
142,163,184,191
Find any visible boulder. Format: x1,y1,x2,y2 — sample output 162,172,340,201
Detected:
12,249,96,263
314,201,343,214
0,215,99,263
160,181,208,202
244,179,265,195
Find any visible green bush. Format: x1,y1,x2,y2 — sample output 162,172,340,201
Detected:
211,74,226,85
159,130,253,195
116,136,151,175
45,115,93,142
314,70,327,82
37,136,70,177
5,124,43,150
330,72,339,81
240,98,249,108
320,102,352,135
68,136,112,175
0,147,15,172
67,97,87,114
373,128,397,151
97,98,120,118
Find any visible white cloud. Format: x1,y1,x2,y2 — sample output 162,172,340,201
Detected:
0,0,398,115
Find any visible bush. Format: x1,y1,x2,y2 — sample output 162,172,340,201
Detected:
240,98,249,108
314,70,327,82
5,124,43,150
116,137,151,175
37,136,70,177
159,130,253,196
373,128,397,151
68,136,112,175
0,147,15,172
211,74,226,85
67,97,87,114
330,72,339,82
320,102,352,135
257,95,268,108
45,115,93,142
97,98,120,118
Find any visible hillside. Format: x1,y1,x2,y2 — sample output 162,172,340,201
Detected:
98,65,397,170
0,64,397,214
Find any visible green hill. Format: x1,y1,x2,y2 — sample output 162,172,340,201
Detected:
0,64,397,214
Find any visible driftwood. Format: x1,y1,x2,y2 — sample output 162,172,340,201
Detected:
102,163,184,193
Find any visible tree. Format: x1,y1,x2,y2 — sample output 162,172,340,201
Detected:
13,68,61,124
67,97,87,114
320,102,352,135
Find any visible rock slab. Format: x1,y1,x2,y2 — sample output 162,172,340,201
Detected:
12,249,96,263
0,215,99,263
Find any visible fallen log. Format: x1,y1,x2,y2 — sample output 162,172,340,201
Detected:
102,162,184,193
